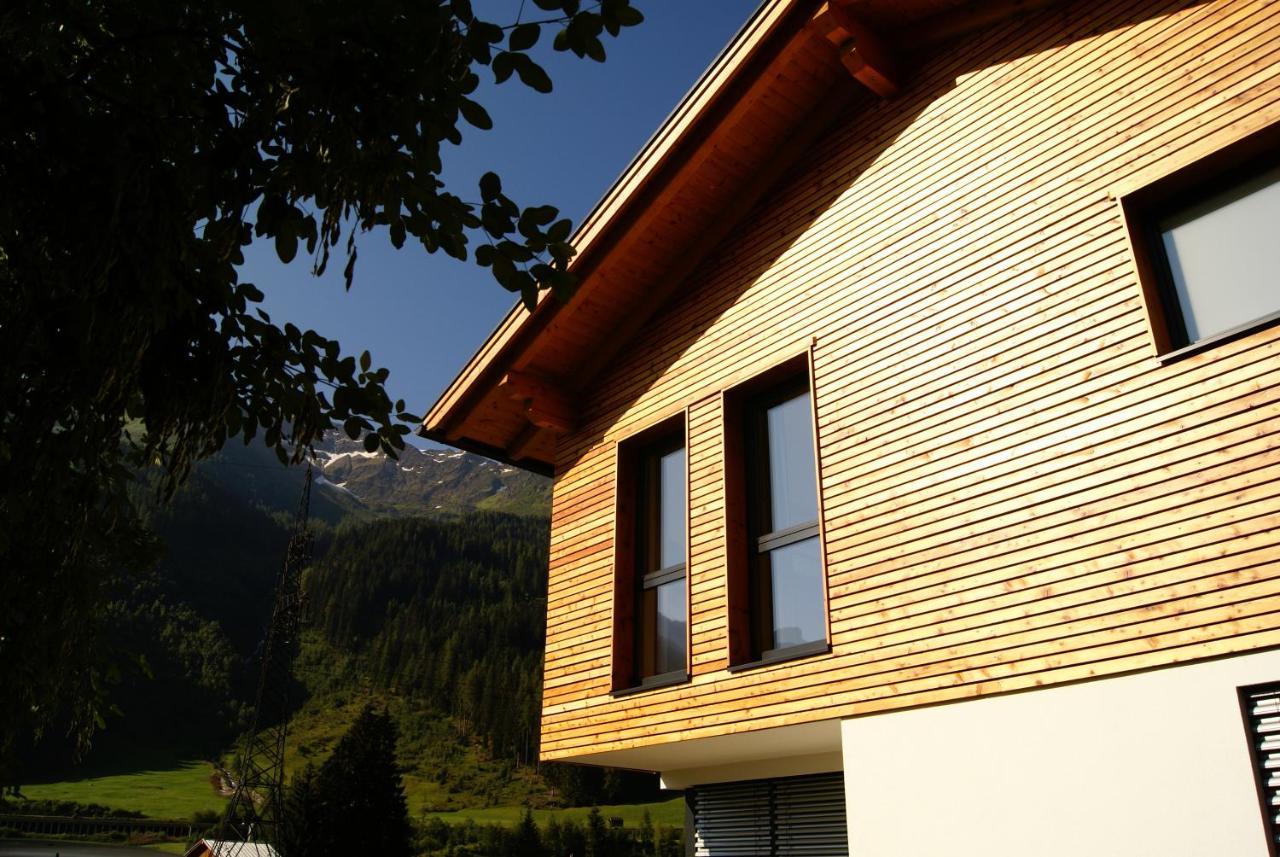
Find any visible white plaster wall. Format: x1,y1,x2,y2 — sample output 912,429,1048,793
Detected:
840,650,1280,857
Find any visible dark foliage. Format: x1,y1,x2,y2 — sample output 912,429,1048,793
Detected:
0,0,642,764
415,808,684,857
143,457,300,654
281,705,412,857
539,764,663,808
278,764,322,856
95,577,243,758
0,797,145,819
4,451,303,784
6,568,245,780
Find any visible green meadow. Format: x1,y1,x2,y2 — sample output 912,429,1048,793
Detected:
19,759,224,820
18,748,682,832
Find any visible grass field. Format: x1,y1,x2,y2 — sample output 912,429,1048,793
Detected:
18,690,678,831
420,796,685,829
18,748,681,834
20,759,225,820
281,689,550,815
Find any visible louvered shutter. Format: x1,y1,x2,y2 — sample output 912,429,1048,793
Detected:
774,773,848,856
692,779,772,856
1242,683,1280,856
692,773,848,857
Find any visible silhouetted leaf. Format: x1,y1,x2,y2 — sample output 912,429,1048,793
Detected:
275,230,298,264
509,23,540,51
458,97,492,130
513,55,553,93
491,50,515,83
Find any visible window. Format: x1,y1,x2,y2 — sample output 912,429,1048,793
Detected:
725,354,828,668
689,772,848,856
612,415,688,693
1239,681,1280,857
1122,125,1280,357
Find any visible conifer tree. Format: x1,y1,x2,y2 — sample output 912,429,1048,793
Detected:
514,807,545,857
309,705,411,857
585,806,607,857
278,764,322,856
544,816,565,857
639,809,656,857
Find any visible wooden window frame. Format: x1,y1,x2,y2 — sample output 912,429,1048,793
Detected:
1119,120,1280,363
611,411,690,696
723,349,831,671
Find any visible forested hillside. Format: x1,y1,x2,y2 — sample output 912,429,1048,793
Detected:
295,513,658,809
307,515,546,766
15,438,656,814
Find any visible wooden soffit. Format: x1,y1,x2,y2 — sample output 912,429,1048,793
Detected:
422,0,1062,474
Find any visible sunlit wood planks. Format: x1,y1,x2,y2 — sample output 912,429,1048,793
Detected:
539,0,1280,761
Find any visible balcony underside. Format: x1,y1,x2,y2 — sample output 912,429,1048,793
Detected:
549,717,843,790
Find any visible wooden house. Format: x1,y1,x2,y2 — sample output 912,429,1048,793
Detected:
423,0,1280,853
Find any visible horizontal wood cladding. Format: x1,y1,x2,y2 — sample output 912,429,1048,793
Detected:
540,0,1280,760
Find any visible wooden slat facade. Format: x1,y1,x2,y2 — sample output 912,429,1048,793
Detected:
535,0,1280,761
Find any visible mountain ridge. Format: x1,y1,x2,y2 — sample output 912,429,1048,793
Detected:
310,436,550,519
190,434,551,524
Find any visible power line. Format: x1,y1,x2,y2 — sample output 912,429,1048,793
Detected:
216,467,313,857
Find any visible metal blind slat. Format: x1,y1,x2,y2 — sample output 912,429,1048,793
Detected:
775,773,847,857
1242,684,1280,853
693,772,848,857
693,780,771,857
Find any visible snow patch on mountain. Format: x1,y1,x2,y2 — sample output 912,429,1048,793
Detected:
315,473,357,497
306,433,549,517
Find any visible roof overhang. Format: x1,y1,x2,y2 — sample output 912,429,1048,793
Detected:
422,0,1061,473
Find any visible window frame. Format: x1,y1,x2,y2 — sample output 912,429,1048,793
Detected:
610,411,691,696
1119,121,1280,362
723,349,831,672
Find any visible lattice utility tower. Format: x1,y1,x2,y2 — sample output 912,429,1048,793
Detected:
217,466,313,857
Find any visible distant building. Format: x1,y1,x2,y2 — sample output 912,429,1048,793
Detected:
184,840,279,857
425,0,1280,854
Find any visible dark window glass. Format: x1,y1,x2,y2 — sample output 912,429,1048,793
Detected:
746,377,825,661
634,434,687,686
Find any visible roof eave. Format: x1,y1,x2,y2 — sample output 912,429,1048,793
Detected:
421,0,1068,474
421,0,805,462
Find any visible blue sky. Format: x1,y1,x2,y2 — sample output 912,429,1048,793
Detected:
239,2,759,445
